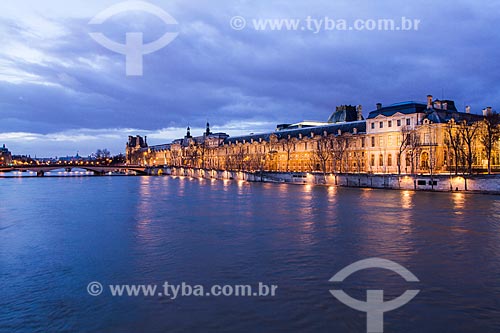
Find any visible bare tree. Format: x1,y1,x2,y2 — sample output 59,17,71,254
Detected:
198,141,208,169
280,135,294,172
249,145,267,180
312,136,331,182
406,130,421,175
479,112,500,174
446,121,463,175
398,126,413,175
331,135,348,173
267,135,279,172
96,148,111,158
458,120,479,175
234,145,246,171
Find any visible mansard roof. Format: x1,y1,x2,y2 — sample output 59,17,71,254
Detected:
366,99,482,124
225,120,366,144
367,102,427,119
424,110,484,124
328,105,360,123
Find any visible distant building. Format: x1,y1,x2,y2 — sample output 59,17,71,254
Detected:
0,144,12,166
58,152,83,163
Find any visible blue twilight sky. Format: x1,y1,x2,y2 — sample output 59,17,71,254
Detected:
0,0,499,157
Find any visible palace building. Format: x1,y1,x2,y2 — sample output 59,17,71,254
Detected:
0,144,12,166
126,95,500,175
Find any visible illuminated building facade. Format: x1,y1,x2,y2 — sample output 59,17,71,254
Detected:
0,144,12,166
127,95,500,175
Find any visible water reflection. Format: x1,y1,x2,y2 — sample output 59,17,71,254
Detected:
2,177,500,333
352,189,416,263
136,177,153,236
401,190,414,210
452,192,465,215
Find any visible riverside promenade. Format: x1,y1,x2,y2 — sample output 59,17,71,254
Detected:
148,166,500,194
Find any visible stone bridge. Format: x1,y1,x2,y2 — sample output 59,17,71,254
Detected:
0,165,148,176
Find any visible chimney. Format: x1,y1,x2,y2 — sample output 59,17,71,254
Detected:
376,103,382,110
144,136,147,145
356,105,363,120
465,105,471,114
427,95,433,109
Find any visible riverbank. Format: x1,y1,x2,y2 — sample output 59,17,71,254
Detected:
156,167,500,194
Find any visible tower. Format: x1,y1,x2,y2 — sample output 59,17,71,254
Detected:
186,126,192,138
206,122,211,136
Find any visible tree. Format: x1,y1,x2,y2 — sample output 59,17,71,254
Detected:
404,129,421,175
280,135,294,172
331,135,348,173
96,148,111,159
267,134,279,171
312,136,331,182
479,112,500,174
458,120,479,175
397,126,413,175
249,145,267,180
170,148,181,167
234,145,246,171
197,141,208,169
445,121,463,175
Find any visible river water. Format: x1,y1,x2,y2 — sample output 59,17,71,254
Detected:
1,176,499,332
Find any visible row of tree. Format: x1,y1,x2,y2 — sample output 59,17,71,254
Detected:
159,113,500,175
444,113,500,175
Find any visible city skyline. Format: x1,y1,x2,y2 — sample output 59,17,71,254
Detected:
1,0,500,156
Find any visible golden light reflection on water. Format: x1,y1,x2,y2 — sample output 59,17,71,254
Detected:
360,188,373,199
401,190,414,210
452,192,465,215
353,189,416,264
136,177,154,239
327,186,337,204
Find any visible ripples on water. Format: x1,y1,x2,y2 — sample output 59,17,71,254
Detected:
1,176,499,332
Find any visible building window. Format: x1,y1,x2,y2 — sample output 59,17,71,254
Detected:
388,120,392,127
362,138,365,148
379,137,384,146
406,118,411,126
424,133,430,144
388,135,393,146
371,137,375,147
388,154,393,167
379,122,383,129
371,154,375,167
379,154,384,167
397,119,401,126
371,122,375,129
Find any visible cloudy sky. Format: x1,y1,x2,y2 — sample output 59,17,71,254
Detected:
1,0,499,157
